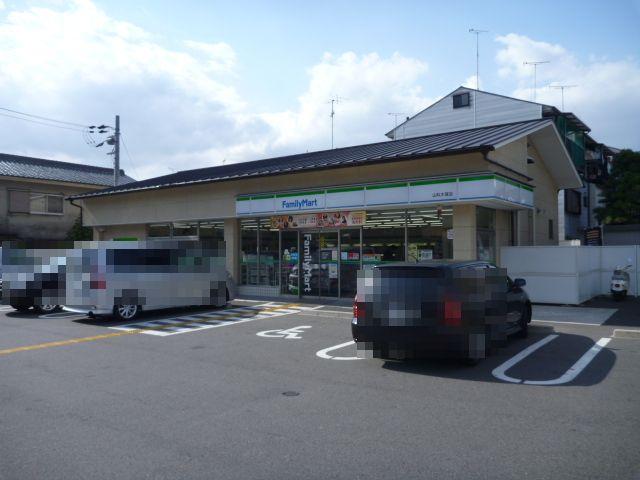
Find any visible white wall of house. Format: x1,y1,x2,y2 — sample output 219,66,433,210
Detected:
389,87,542,139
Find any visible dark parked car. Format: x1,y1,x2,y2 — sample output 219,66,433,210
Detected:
351,260,531,363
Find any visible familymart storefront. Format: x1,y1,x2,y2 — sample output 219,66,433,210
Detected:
235,173,534,299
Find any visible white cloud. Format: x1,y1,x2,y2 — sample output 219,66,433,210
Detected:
496,33,640,149
462,75,478,89
0,1,435,179
262,52,432,151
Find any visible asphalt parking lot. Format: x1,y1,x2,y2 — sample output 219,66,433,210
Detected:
1,298,639,480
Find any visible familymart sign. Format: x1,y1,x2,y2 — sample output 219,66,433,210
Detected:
236,174,534,215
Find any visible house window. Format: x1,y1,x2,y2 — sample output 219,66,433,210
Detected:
8,190,30,213
452,92,470,109
564,189,581,215
9,190,63,215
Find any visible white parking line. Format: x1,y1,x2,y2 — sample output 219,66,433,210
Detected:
492,335,559,383
523,338,611,385
492,334,611,385
316,340,360,360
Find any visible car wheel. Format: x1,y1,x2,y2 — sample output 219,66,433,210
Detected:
113,305,140,321
34,305,60,314
514,304,531,338
11,304,30,312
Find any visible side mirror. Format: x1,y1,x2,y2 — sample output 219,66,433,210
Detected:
513,278,526,289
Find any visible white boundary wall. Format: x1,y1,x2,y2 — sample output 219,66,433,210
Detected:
500,246,639,304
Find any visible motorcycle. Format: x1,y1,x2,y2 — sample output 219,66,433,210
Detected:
611,263,633,301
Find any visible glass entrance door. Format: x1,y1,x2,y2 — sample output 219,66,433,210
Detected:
300,230,339,298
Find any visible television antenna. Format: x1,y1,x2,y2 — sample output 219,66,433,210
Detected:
523,61,550,102
469,29,488,127
387,112,407,140
548,84,577,111
327,96,346,149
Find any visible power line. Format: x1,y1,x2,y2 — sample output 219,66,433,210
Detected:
0,107,89,128
119,134,141,179
0,111,87,132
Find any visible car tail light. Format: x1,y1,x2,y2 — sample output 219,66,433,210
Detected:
443,299,462,327
353,297,365,319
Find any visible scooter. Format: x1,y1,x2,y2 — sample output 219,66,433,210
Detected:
611,263,633,301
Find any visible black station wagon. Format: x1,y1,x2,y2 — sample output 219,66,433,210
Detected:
351,260,531,363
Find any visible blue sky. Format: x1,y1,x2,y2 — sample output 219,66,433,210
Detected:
102,0,640,111
0,0,638,178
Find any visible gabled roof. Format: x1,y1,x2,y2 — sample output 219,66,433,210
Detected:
0,153,135,187
70,119,556,200
386,85,590,139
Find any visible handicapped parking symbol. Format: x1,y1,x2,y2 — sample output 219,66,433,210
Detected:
256,325,312,339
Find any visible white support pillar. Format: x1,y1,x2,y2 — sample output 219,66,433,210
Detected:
453,204,477,260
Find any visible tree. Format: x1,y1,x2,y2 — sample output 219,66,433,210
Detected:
66,214,93,241
594,149,640,225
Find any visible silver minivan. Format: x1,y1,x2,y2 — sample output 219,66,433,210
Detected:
64,240,236,320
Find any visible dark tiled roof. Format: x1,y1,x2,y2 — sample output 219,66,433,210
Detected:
70,119,551,200
0,153,135,187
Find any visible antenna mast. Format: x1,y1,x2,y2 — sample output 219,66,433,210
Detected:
387,112,406,140
469,28,488,127
523,61,550,102
548,84,577,111
328,96,345,149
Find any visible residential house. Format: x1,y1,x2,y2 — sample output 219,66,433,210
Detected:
0,153,134,241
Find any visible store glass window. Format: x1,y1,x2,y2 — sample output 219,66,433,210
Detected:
259,218,279,287
340,229,361,298
407,207,453,261
199,220,225,242
280,230,299,295
240,218,259,285
476,206,496,262
362,210,405,269
148,224,171,238
172,222,198,237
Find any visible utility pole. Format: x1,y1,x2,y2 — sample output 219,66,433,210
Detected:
549,84,577,111
114,115,120,186
523,61,550,102
469,28,488,127
387,112,406,140
88,117,120,185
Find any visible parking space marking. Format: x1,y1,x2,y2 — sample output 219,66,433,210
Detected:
492,335,559,383
0,303,321,356
110,303,321,336
0,329,142,357
256,326,312,339
523,337,611,385
492,334,612,385
316,340,361,360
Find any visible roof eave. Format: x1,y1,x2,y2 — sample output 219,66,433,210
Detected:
67,146,493,201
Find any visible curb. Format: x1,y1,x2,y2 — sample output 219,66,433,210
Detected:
613,329,640,339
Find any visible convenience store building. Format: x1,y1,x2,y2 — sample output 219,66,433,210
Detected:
70,119,582,300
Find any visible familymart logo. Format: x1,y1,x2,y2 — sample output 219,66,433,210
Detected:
278,192,324,211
